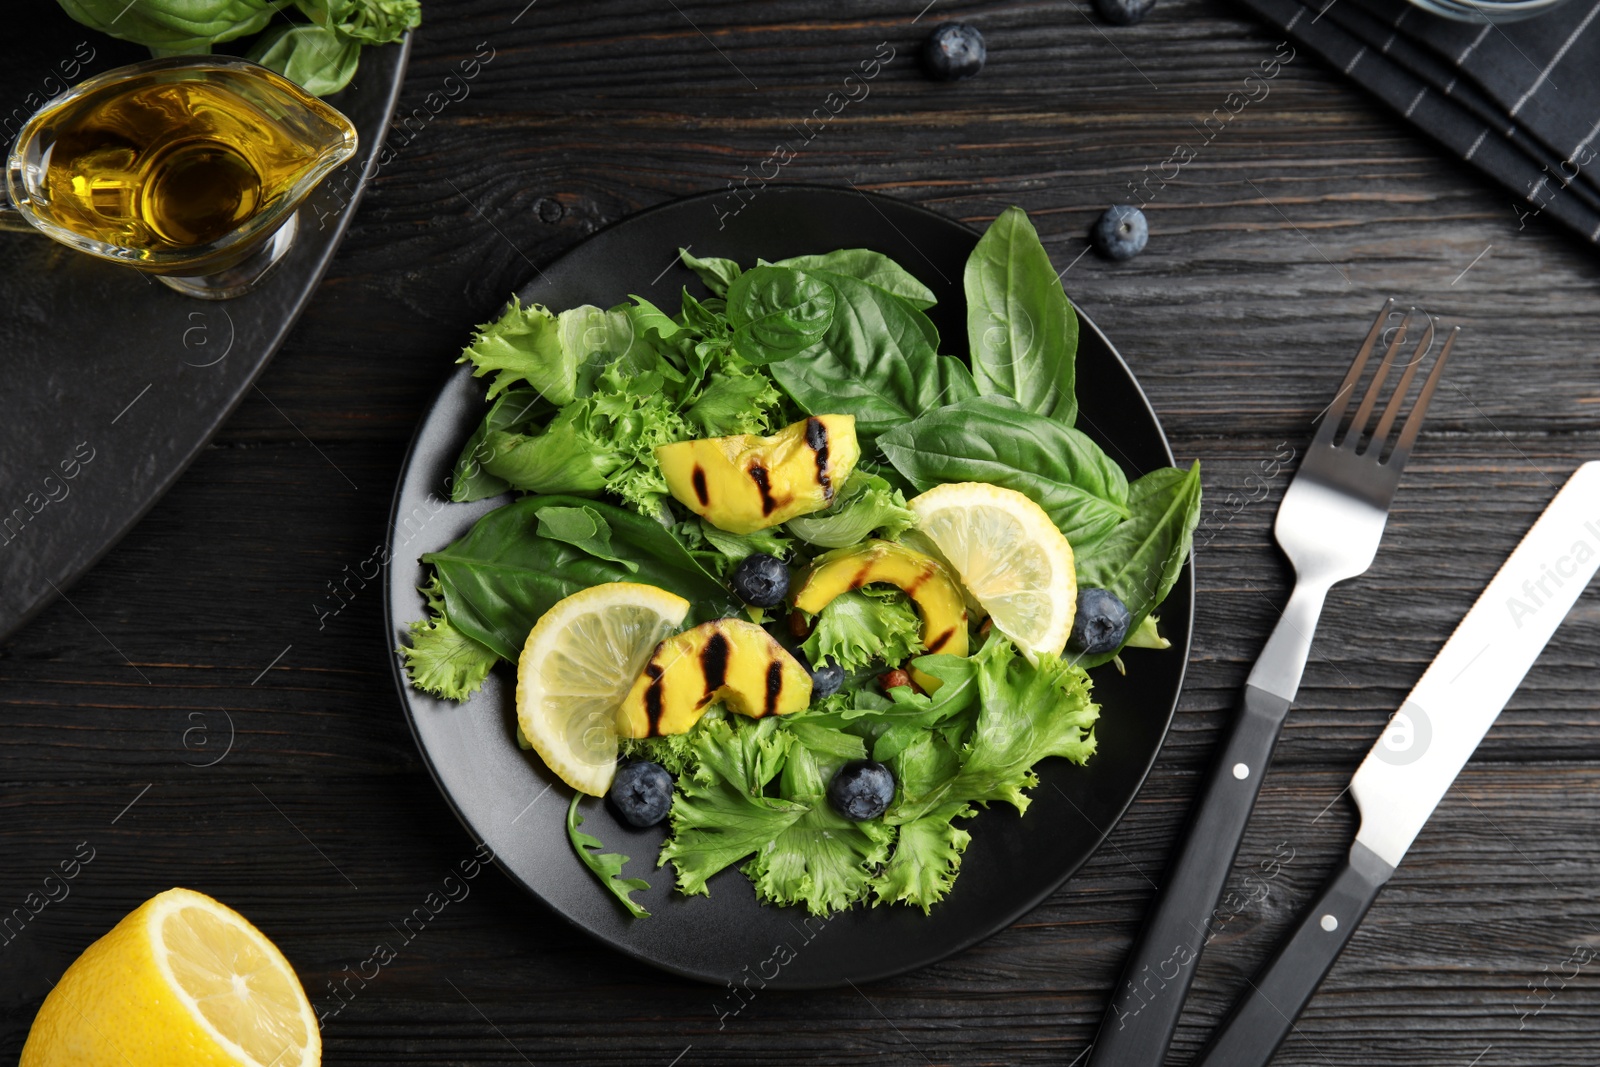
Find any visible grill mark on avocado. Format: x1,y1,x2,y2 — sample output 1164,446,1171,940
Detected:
846,563,874,591
927,627,956,653
748,464,779,516
764,660,783,717
698,632,730,707
804,417,834,501
691,466,710,508
643,663,666,735
903,569,930,599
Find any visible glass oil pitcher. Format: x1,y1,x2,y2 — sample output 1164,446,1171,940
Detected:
1,56,358,299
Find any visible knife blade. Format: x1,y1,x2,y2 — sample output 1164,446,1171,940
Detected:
1194,460,1600,1067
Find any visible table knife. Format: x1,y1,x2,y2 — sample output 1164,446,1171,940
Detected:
1195,460,1600,1067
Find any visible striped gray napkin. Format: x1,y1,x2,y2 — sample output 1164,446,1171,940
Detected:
1234,0,1600,244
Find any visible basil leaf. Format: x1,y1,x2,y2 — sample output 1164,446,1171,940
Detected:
878,396,1130,551
771,250,937,310
1075,462,1202,666
248,24,360,96
800,267,939,352
450,388,552,503
534,505,638,571
964,206,1079,425
425,495,736,661
769,271,977,447
57,0,278,50
726,266,836,365
679,249,743,297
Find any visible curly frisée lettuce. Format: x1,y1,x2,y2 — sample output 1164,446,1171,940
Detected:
799,588,924,674
399,576,500,701
652,635,1098,915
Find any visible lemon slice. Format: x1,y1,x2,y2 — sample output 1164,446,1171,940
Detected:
22,887,319,1067
906,482,1077,658
517,582,691,796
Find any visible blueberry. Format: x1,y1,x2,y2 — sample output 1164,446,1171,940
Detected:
729,553,789,607
608,760,674,827
1069,587,1132,655
922,22,986,81
1092,205,1149,261
809,656,845,700
1094,0,1158,25
827,760,896,822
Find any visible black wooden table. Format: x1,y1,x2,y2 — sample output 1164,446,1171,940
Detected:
4,2,1599,1063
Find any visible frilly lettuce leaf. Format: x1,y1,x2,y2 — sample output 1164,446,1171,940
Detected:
799,588,924,674
785,470,916,549
397,576,498,702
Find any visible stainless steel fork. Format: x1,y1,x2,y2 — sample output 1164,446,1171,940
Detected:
1087,300,1458,1067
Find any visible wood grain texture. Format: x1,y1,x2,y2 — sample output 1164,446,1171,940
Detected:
3,0,1600,1062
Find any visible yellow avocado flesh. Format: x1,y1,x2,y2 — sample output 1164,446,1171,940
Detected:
656,414,860,534
618,618,813,737
792,540,970,675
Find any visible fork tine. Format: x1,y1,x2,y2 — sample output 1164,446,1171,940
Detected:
1389,326,1459,464
1343,308,1414,449
1368,316,1436,449
1313,297,1395,449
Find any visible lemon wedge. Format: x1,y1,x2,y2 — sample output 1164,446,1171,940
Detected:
22,887,319,1067
517,582,690,795
906,482,1077,659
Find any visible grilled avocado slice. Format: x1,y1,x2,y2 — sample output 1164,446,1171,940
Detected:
656,415,859,534
791,539,970,689
618,618,812,737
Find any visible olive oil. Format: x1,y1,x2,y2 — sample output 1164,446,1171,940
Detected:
37,78,323,253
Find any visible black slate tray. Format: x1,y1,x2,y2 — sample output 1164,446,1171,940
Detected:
0,16,411,639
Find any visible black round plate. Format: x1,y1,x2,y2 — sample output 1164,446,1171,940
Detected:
382,185,1192,990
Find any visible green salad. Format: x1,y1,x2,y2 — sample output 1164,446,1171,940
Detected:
401,206,1200,918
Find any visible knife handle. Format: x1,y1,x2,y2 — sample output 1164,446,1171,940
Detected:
1193,841,1395,1067
1087,684,1291,1067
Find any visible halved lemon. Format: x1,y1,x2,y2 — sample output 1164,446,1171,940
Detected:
22,887,319,1067
516,582,690,795
906,482,1077,659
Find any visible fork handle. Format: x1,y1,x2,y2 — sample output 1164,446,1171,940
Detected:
1087,684,1292,1067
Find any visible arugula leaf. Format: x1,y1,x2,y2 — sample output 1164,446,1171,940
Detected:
695,520,794,568
800,590,924,673
725,266,836,366
964,206,1079,425
744,736,893,915
785,470,915,548
398,576,500,702
306,0,421,45
1075,462,1201,666
567,794,651,919
679,249,743,297
771,249,938,310
423,495,735,662
769,271,977,446
450,388,552,503
871,800,973,913
878,395,1131,551
534,505,638,571
658,719,808,895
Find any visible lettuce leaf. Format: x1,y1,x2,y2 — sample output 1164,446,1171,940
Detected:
657,719,809,896
398,576,499,701
785,470,916,548
800,589,924,674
